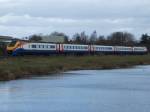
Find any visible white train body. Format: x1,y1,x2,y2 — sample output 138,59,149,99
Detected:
93,45,114,52
62,44,89,52
133,47,147,52
23,43,57,51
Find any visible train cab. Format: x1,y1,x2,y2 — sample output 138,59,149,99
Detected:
7,40,21,54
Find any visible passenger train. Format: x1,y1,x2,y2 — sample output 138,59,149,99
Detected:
7,40,148,56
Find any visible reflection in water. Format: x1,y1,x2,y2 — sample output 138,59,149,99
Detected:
0,65,150,112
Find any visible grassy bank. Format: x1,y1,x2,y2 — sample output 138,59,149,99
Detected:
0,55,150,81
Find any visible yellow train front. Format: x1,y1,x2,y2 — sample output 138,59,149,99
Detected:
7,40,22,56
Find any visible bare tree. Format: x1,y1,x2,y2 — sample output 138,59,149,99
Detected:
29,34,42,42
107,32,135,46
89,30,97,44
96,35,107,45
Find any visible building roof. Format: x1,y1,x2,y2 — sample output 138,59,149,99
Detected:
0,36,13,39
0,36,13,43
41,35,65,43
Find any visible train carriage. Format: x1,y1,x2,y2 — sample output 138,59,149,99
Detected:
114,46,133,55
60,44,89,55
7,41,57,56
92,45,114,55
133,47,148,55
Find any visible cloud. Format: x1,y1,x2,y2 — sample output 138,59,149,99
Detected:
0,0,150,38
0,0,21,8
1,0,150,18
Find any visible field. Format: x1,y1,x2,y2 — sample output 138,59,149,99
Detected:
0,55,150,81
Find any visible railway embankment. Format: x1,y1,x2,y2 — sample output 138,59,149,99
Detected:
0,55,150,81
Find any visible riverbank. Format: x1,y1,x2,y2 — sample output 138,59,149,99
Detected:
0,55,150,81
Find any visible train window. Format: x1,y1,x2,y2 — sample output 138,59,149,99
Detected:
8,40,17,47
46,45,48,48
50,45,55,48
32,45,36,48
85,46,87,49
107,47,111,50
39,45,41,48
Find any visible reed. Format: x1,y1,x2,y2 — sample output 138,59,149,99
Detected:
0,55,150,81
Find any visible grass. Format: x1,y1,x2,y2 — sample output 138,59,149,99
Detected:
0,55,150,81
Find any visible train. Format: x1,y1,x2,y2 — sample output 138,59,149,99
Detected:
6,40,148,56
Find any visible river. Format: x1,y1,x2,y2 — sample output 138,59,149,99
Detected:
0,66,150,112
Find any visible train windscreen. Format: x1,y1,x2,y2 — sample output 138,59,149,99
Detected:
8,41,17,47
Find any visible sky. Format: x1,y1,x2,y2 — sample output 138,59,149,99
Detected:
0,0,150,39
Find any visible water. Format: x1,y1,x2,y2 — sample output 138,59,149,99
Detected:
0,66,150,112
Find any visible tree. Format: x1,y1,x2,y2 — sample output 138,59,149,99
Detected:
96,35,107,45
29,34,42,42
107,32,135,46
80,31,88,44
140,33,150,44
51,32,66,36
89,30,97,44
140,33,150,52
72,33,81,44
72,32,88,44
64,35,69,43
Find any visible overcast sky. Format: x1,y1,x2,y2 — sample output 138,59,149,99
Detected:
0,0,150,38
